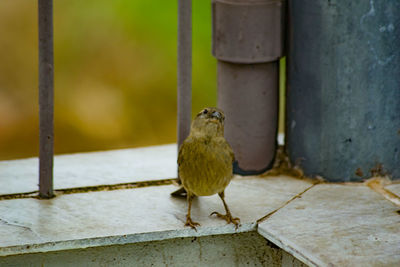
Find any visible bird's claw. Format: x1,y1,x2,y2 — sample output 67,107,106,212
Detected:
210,211,240,229
185,216,200,230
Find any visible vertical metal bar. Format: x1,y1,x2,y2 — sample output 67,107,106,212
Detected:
38,0,54,198
177,0,192,148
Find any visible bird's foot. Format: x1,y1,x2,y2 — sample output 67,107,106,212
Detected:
185,216,200,230
210,211,240,229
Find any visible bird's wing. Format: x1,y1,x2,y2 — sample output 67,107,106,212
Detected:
227,142,235,163
177,138,191,166
215,137,235,163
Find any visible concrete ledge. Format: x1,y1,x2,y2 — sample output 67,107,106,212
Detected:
0,232,307,267
1,144,399,266
0,175,312,257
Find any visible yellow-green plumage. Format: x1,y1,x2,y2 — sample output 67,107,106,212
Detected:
178,107,239,229
178,136,234,196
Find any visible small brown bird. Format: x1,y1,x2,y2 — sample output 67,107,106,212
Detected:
178,107,239,229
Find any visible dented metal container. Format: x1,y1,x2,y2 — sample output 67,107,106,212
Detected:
213,0,284,174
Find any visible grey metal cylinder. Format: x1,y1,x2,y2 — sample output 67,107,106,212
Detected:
212,0,284,63
213,0,284,174
286,1,400,182
218,61,278,174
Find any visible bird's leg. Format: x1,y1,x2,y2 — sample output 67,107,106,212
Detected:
185,192,200,229
211,191,240,228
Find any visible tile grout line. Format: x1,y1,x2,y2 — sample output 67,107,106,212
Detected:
256,182,319,224
365,177,400,207
0,178,178,201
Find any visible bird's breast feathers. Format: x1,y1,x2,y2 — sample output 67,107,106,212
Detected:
178,137,234,196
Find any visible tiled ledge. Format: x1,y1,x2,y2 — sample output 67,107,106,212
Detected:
1,144,399,266
0,175,312,257
0,144,177,195
258,183,400,267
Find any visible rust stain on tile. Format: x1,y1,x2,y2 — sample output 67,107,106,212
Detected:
365,177,400,207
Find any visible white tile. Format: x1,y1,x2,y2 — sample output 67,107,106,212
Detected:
0,144,177,195
386,183,400,196
258,184,400,267
0,175,312,256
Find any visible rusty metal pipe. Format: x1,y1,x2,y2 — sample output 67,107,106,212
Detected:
212,0,284,174
38,0,54,198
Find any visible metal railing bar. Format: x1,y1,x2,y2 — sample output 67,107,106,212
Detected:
177,0,192,148
38,0,54,198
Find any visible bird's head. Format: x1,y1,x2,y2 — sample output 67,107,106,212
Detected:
190,107,225,137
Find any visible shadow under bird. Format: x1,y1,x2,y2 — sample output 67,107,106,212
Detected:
177,107,240,229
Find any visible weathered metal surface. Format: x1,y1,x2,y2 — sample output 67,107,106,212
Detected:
212,0,284,63
177,0,192,149
286,0,400,181
212,0,283,174
38,0,54,198
217,61,278,174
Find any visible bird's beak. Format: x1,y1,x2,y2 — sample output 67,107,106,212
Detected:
212,111,222,120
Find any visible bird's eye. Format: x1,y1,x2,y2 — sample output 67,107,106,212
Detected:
203,109,208,114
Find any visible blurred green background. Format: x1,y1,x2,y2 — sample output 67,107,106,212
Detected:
0,0,284,160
